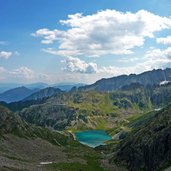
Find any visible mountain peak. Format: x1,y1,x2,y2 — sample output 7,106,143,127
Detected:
79,68,171,92
0,87,39,103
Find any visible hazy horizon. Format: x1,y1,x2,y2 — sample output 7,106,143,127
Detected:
0,67,170,85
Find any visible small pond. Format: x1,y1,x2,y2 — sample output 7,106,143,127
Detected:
75,130,112,148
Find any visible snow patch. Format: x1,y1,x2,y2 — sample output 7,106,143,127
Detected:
160,80,170,86
40,161,53,165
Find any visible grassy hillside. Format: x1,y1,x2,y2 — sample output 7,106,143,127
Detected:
15,83,171,132
18,90,143,131
0,105,111,171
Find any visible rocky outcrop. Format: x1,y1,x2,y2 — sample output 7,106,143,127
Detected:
116,104,171,171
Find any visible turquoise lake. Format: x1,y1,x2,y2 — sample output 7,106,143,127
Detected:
75,130,112,148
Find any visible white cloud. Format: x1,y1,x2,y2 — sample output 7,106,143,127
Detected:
62,56,136,75
0,66,53,83
34,9,171,57
32,29,65,44
157,36,171,45
102,47,171,75
61,57,145,75
62,56,98,73
61,46,171,77
145,47,171,60
9,67,35,80
142,47,171,69
0,51,12,59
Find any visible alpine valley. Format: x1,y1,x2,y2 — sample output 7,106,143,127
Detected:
1,68,171,170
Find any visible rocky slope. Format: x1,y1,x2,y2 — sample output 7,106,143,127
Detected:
0,105,109,171
79,68,171,92
115,104,171,171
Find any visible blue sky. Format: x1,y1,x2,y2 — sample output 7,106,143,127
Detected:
0,0,171,84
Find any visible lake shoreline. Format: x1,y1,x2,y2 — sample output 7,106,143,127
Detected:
75,130,112,148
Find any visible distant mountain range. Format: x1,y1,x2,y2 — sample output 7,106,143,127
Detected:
0,83,22,94
0,83,85,103
0,82,48,94
79,68,171,91
24,87,64,101
0,87,39,103
25,82,49,89
1,68,171,103
53,83,86,91
0,82,85,94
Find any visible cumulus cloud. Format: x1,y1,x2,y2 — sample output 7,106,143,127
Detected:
102,47,171,76
145,47,171,60
62,46,171,76
0,51,12,59
32,29,65,44
62,59,154,76
157,36,171,45
62,56,136,75
103,47,171,75
143,47,171,68
0,66,52,83
62,57,143,75
9,67,35,80
62,57,98,73
33,9,171,57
